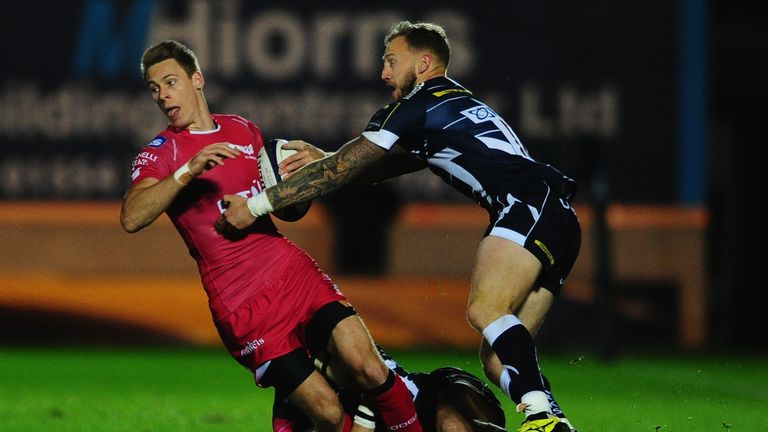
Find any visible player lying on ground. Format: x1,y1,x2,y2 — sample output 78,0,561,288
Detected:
274,345,507,432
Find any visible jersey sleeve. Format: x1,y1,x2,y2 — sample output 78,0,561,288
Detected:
129,134,174,184
362,100,423,151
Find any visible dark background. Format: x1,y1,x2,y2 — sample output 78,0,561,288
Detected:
0,0,764,350
708,1,765,349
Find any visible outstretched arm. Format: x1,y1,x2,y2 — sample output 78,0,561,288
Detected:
268,135,388,207
281,140,425,185
218,136,389,230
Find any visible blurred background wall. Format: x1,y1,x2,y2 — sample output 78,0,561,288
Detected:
0,0,762,353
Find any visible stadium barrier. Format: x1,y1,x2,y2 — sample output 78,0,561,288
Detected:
0,202,707,349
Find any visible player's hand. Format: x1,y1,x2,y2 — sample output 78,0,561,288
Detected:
188,142,241,177
215,194,256,234
279,140,328,179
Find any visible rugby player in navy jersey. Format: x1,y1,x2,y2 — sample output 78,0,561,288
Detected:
218,21,580,432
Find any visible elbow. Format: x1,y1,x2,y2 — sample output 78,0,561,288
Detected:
121,219,141,234
120,211,144,233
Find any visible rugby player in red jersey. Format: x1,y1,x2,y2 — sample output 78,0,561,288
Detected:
120,39,422,432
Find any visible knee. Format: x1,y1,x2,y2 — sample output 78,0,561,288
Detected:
466,302,484,331
308,398,346,431
344,351,389,390
466,299,501,332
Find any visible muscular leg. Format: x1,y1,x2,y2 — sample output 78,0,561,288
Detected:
478,287,554,384
288,370,351,432
264,348,353,432
479,290,570,423
466,235,553,416
326,312,389,388
327,310,422,432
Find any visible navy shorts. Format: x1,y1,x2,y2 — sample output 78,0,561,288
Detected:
485,181,581,296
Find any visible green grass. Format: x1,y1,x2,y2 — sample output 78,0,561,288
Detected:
0,348,766,431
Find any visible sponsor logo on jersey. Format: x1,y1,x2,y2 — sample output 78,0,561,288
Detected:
217,184,262,214
147,136,166,147
432,88,472,97
137,151,158,162
131,168,141,180
228,143,253,155
460,105,498,124
240,338,265,357
131,152,157,171
388,415,418,431
534,239,555,266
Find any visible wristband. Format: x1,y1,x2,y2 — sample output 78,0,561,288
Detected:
173,162,193,185
246,193,274,217
353,405,376,430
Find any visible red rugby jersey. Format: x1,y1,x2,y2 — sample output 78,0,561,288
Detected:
129,114,304,320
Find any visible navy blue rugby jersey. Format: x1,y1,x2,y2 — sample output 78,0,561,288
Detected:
362,76,575,215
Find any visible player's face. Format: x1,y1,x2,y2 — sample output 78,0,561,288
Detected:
146,58,203,129
381,36,418,100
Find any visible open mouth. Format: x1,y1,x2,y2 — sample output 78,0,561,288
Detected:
166,106,180,119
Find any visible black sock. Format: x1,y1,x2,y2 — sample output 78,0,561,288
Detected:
486,319,545,402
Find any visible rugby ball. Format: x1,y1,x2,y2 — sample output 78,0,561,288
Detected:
257,139,312,222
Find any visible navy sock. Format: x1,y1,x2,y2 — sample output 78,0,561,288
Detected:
483,315,545,403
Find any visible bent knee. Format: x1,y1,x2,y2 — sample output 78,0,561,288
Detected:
345,354,389,390
466,301,506,332
307,398,346,431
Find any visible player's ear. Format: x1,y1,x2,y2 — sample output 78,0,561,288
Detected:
192,71,205,90
418,54,431,74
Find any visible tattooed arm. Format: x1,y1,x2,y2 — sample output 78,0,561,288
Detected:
216,135,388,231
268,135,388,207
348,143,426,185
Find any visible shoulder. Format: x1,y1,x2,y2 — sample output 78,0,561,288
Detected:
420,77,472,101
137,130,174,155
214,114,262,135
212,113,249,125
393,77,468,111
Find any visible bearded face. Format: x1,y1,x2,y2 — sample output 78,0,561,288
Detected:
392,69,418,100
395,71,416,99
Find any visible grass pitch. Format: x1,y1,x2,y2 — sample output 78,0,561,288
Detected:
0,348,766,431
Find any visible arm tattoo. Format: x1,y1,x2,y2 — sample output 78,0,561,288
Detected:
265,136,387,210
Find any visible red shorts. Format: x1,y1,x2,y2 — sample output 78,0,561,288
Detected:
212,249,346,378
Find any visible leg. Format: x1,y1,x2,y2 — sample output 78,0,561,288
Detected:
263,349,352,432
479,290,574,429
478,286,554,385
316,303,422,432
306,301,421,432
288,371,351,432
326,312,390,389
467,235,554,415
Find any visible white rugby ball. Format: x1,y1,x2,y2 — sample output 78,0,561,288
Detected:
258,139,296,186
258,138,312,222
